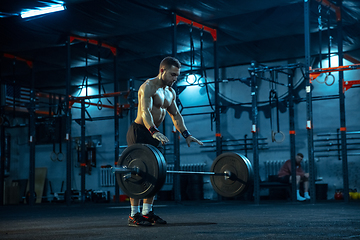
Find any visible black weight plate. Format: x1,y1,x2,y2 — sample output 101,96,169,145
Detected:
147,145,167,194
210,152,253,198
116,144,167,199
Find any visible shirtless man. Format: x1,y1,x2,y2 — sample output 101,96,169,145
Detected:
126,56,203,227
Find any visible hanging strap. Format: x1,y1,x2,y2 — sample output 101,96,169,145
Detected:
97,44,103,110
85,41,89,97
190,24,194,72
275,92,280,133
12,61,16,119
98,44,102,95
78,41,89,97
268,89,277,133
318,4,323,69
49,93,53,116
56,94,62,115
50,122,57,161
327,8,332,68
57,117,64,161
200,27,214,111
269,89,285,143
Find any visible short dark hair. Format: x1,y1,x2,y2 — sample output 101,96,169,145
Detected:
297,153,304,158
159,56,181,71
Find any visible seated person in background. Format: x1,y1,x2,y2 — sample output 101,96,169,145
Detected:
277,153,310,201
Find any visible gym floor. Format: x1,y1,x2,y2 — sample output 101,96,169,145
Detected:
1,200,359,240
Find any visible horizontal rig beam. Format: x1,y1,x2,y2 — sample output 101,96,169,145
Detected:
70,36,117,56
248,63,304,73
309,64,360,91
3,53,33,68
176,15,217,41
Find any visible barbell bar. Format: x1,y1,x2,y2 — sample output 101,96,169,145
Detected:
114,144,253,199
112,167,231,178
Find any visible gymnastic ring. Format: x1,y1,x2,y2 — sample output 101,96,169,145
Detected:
325,73,335,86
50,151,58,162
84,99,91,108
198,77,206,87
57,152,64,162
315,73,325,84
271,130,276,142
97,99,103,110
273,131,285,143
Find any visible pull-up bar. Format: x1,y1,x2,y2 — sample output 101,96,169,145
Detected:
309,64,360,92
70,36,117,56
309,64,360,80
176,15,217,41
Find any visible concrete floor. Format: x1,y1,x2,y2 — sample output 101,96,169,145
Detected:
1,200,360,240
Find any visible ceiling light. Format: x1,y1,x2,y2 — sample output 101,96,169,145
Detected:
21,4,65,19
186,73,198,85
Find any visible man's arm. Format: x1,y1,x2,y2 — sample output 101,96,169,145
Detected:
296,165,305,177
138,83,155,130
139,83,169,144
167,88,203,147
166,89,186,133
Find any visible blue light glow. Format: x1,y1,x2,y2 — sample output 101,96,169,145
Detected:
21,3,65,18
186,73,198,85
322,55,339,68
76,86,97,97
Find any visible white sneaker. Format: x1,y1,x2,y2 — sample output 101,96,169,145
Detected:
304,192,310,200
297,195,306,201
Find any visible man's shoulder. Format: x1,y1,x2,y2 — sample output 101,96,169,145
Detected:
283,159,291,165
141,78,155,87
140,78,158,93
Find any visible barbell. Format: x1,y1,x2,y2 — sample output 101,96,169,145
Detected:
113,144,253,199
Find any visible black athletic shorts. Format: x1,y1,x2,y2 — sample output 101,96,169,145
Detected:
126,122,161,149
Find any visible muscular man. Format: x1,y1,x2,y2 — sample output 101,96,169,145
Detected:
278,153,310,201
126,56,203,227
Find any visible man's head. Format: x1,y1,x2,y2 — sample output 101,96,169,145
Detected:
159,56,181,87
296,153,304,164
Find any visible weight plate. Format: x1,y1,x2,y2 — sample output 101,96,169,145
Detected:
116,144,167,199
148,145,167,193
210,152,253,198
